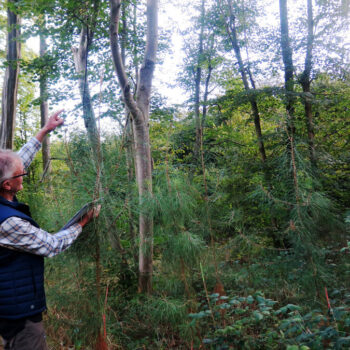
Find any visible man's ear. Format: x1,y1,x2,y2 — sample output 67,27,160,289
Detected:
1,180,11,191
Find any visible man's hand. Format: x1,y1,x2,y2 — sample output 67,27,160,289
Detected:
35,110,65,143
78,205,101,228
44,110,65,132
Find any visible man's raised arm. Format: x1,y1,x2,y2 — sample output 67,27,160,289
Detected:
17,110,64,169
35,109,64,143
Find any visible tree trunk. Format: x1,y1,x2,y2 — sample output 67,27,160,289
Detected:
71,9,104,327
39,19,51,176
201,64,212,130
110,0,158,294
222,0,267,162
72,26,99,152
71,0,101,156
0,0,21,150
121,3,137,266
125,117,138,265
194,0,205,159
279,0,295,137
299,0,316,166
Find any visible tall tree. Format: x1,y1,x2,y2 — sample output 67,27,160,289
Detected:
71,1,100,154
279,0,296,139
110,0,158,293
0,0,21,149
193,0,205,159
299,0,315,166
179,0,219,162
39,16,51,176
218,0,267,162
295,0,348,167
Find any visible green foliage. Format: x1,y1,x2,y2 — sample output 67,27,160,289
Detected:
44,255,101,348
190,291,350,349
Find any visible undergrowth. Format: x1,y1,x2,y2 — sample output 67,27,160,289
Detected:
41,238,350,349
19,135,350,349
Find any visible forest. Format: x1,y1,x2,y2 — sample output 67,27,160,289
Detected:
0,0,349,349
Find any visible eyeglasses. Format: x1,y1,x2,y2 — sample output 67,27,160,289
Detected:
9,173,28,180
1,173,28,184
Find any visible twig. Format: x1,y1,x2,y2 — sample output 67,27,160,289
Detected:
199,262,217,328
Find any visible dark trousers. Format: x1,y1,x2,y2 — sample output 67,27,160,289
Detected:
3,320,48,350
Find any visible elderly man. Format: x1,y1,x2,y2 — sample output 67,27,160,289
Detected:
0,110,98,350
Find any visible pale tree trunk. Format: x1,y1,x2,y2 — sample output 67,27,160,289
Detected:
72,26,101,299
39,20,51,177
110,0,158,294
72,26,99,151
299,0,316,167
220,0,267,162
279,0,302,210
0,0,21,150
125,116,138,265
194,0,205,159
279,0,296,138
132,3,140,92
121,2,137,265
71,3,105,311
201,64,212,129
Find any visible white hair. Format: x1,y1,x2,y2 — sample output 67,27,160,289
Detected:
0,149,22,184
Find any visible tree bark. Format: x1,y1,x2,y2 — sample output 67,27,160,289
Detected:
201,64,212,130
71,5,103,318
279,0,296,138
221,0,267,162
121,3,137,266
72,26,99,151
39,19,51,176
194,0,205,159
299,0,316,167
110,0,158,294
0,0,21,150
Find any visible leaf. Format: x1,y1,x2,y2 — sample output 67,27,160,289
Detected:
215,326,235,335
265,299,278,306
330,289,341,297
253,310,264,321
275,304,301,315
256,295,266,304
259,306,272,312
337,336,350,346
247,295,254,304
219,303,231,310
188,311,209,319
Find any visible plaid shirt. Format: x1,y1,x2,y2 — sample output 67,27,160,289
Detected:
0,137,82,257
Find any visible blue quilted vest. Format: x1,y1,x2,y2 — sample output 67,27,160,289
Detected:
0,196,46,319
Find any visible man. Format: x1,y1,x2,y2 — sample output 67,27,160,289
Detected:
0,110,99,349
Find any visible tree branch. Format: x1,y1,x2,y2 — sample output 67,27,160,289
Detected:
109,0,141,120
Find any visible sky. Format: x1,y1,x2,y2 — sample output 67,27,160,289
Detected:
155,1,190,105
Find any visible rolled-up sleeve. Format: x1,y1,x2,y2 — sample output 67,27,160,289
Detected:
0,217,82,257
17,137,42,169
